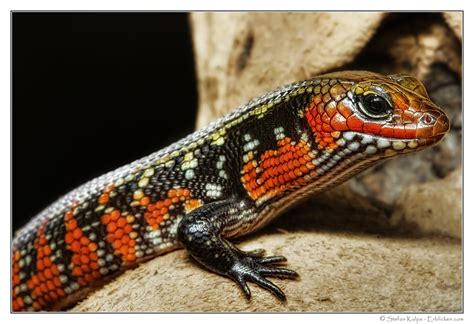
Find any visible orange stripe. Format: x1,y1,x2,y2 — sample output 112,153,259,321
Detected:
140,188,202,230
101,209,137,263
65,209,101,285
26,224,65,311
241,136,315,202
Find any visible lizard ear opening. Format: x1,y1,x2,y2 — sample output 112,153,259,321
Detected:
388,74,430,99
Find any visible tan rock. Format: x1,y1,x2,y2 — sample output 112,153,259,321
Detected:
444,12,462,40
391,168,462,239
73,223,461,312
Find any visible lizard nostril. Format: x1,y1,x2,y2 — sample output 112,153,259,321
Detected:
421,113,435,125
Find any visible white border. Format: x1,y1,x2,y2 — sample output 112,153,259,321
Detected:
0,0,464,11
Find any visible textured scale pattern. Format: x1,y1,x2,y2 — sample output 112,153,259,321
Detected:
12,71,449,311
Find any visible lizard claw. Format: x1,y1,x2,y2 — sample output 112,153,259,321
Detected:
228,249,299,301
257,255,287,264
242,248,266,257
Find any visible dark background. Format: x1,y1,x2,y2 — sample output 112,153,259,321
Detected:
12,13,197,231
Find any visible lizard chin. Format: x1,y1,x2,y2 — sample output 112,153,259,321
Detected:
336,131,448,159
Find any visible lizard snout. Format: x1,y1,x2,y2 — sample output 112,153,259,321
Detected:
416,108,450,142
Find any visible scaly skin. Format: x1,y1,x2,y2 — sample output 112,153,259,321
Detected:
12,71,449,311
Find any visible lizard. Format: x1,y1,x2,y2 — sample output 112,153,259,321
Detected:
12,71,450,311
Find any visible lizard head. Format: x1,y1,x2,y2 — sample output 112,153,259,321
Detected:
304,71,450,159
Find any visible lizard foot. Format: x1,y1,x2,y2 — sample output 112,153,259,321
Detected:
177,200,298,302
227,248,299,301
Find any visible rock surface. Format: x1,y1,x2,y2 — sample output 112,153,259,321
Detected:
391,168,462,239
73,210,461,312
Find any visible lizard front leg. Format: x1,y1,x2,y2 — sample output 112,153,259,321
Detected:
177,199,298,301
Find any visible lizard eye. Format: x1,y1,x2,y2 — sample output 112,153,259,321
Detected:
358,94,392,119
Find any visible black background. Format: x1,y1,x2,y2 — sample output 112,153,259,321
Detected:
12,13,197,231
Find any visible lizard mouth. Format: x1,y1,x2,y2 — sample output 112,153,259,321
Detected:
415,134,446,146
341,110,450,156
381,134,445,157
338,131,447,158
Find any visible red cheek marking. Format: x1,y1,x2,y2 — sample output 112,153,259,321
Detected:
363,122,382,135
347,115,364,132
380,125,395,137
330,113,349,131
393,125,407,138
404,123,417,138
